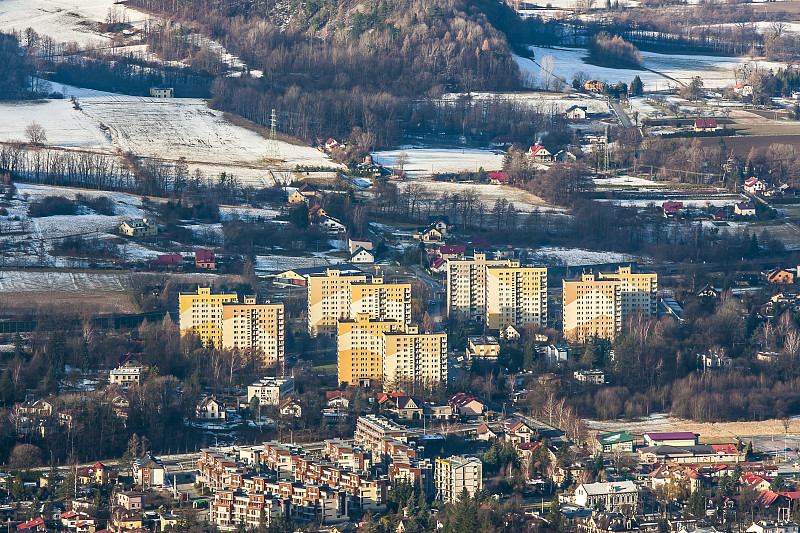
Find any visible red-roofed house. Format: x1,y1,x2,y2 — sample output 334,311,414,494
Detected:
694,118,719,132
17,518,46,533
195,249,215,269
325,138,340,151
527,145,553,163
488,172,510,185
744,178,766,195
740,473,771,491
152,254,183,268
326,391,352,408
449,393,486,417
663,201,684,218
438,245,466,260
430,257,447,274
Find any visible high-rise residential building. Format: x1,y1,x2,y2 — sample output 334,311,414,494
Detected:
307,269,411,336
485,265,548,329
337,314,405,386
337,315,448,389
446,254,511,321
179,288,285,366
434,455,483,503
382,327,448,392
447,254,548,329
562,266,658,343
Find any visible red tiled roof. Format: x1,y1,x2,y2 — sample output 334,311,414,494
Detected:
438,245,465,255
195,249,215,263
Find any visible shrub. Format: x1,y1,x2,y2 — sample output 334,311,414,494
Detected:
28,196,77,217
588,33,642,69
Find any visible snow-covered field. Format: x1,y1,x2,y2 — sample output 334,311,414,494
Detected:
530,246,642,265
0,0,146,46
518,46,787,91
0,270,128,292
371,148,505,177
0,94,338,185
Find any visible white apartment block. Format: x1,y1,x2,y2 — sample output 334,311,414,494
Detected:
247,378,295,406
434,455,483,503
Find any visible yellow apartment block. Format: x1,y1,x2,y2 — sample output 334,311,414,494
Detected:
562,266,657,343
485,265,547,330
179,287,238,349
337,314,404,386
180,288,285,366
307,268,411,336
382,327,448,392
446,254,513,321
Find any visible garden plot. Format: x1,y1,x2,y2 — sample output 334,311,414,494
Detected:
371,148,505,177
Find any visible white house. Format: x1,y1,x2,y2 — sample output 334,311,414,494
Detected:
317,215,347,235
279,398,302,417
196,396,226,420
348,238,374,255
132,453,165,488
744,178,766,195
747,522,799,533
565,105,587,120
574,481,638,512
350,247,375,264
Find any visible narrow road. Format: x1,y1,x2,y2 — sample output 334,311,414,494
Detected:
610,99,633,128
410,265,444,328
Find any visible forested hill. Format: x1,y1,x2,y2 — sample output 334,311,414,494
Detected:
128,0,526,146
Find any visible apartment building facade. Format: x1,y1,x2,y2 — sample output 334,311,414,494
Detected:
246,378,295,406
179,288,285,366
434,455,483,503
382,327,448,392
221,296,285,366
307,269,411,336
563,266,658,343
337,314,405,386
485,265,548,329
355,415,408,455
447,255,548,329
446,254,511,321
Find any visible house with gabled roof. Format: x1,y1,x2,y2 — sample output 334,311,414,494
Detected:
527,145,553,163
350,247,375,264
565,105,588,120
196,396,226,420
430,257,447,274
488,171,510,185
279,398,303,418
744,178,766,195
288,183,323,205
735,202,756,216
694,118,718,132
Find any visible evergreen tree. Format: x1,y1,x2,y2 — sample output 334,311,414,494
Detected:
630,75,644,96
